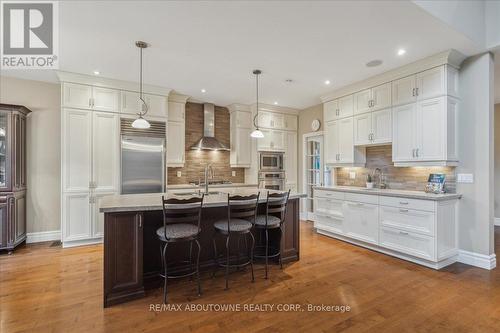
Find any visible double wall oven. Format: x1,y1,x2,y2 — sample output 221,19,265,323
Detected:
259,152,285,190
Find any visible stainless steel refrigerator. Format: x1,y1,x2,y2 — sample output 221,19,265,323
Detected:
121,135,165,194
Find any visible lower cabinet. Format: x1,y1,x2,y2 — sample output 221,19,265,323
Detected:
313,189,458,269
0,191,27,251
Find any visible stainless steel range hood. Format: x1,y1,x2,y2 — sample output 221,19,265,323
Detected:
190,103,229,151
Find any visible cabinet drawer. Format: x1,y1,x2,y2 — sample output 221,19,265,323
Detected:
380,206,435,236
314,189,344,200
379,196,435,212
344,192,378,205
379,226,435,261
314,214,343,235
314,197,343,218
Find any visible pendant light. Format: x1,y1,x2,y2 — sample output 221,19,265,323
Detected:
250,69,264,138
132,41,151,129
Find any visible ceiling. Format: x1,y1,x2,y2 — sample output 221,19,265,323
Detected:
0,1,485,109
495,51,500,104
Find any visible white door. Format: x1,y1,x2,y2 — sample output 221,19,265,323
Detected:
392,104,416,162
324,121,339,164
344,202,379,245
63,109,92,192
92,87,120,112
168,102,185,122
284,114,298,131
392,75,416,106
416,97,444,161
146,94,167,118
371,108,392,144
271,130,285,151
338,117,354,163
62,192,91,242
121,91,141,115
285,132,297,185
371,83,391,111
92,112,119,192
257,129,272,151
91,192,114,238
337,95,354,119
353,89,372,115
166,121,185,165
63,83,92,109
236,128,252,166
324,100,339,122
353,113,372,146
258,112,273,128
416,66,445,100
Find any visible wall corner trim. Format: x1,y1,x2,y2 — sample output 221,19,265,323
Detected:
26,230,61,244
495,217,500,226
457,250,497,270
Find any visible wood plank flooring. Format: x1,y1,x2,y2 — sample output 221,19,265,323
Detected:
1,222,500,333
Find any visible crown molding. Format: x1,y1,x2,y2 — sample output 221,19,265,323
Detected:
55,71,171,96
320,49,466,103
168,92,190,103
227,103,251,113
249,103,300,115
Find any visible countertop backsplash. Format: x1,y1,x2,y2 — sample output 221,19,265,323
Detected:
335,145,456,193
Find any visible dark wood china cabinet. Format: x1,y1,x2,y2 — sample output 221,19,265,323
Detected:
0,104,30,252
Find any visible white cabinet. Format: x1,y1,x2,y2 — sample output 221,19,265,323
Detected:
392,75,417,106
230,110,252,167
121,91,167,118
257,111,296,131
379,226,435,261
325,118,365,166
344,201,379,245
324,121,339,164
392,97,457,166
354,83,391,115
324,99,339,122
121,91,142,115
338,117,354,163
167,100,186,167
145,94,167,118
354,108,392,146
168,101,185,122
416,67,445,100
257,129,285,151
92,87,120,112
353,89,372,115
62,192,92,242
63,83,92,110
92,191,114,238
284,114,298,131
92,112,119,193
324,95,354,121
285,131,297,186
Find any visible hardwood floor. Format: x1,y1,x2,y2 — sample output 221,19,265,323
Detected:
1,222,500,333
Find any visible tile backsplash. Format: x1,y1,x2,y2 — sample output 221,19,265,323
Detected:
335,145,456,193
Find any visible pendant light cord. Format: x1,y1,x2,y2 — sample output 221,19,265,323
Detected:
253,71,259,129
139,45,148,117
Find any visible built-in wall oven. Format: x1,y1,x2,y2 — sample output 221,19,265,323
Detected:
258,152,285,190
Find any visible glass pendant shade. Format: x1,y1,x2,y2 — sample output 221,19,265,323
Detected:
131,116,150,129
250,129,264,138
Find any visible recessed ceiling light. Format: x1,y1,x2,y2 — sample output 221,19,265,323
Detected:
285,79,293,83
201,89,206,93
273,101,278,105
397,49,406,56
324,80,331,85
366,59,383,67
93,70,100,75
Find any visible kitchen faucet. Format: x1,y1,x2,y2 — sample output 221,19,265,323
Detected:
204,164,214,193
372,168,387,189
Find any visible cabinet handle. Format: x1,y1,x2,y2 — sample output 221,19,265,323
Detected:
399,201,409,205
415,88,419,96
399,231,409,235
415,148,419,157
89,98,92,108
139,215,142,228
412,149,415,158
412,88,415,97
399,209,409,213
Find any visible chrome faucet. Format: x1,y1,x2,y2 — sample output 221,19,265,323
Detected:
204,164,214,193
372,168,387,189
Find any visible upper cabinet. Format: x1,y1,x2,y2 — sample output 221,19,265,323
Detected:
121,91,167,118
324,118,365,166
229,109,252,168
166,95,189,167
325,95,354,121
257,111,297,131
353,83,391,115
257,129,285,152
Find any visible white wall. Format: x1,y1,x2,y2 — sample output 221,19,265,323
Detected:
457,52,495,257
486,0,500,50
495,104,500,219
0,76,61,234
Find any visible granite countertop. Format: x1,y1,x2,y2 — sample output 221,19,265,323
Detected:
167,183,258,190
100,188,306,213
314,185,462,201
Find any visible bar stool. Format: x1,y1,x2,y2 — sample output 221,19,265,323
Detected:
212,193,260,290
254,189,290,279
157,195,204,303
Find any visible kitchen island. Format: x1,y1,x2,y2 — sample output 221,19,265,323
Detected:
100,188,305,307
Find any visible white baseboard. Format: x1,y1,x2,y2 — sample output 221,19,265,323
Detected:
457,250,497,270
62,238,102,248
495,217,500,226
300,211,308,220
26,230,61,244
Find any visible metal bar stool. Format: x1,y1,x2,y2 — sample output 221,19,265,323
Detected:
157,195,204,303
254,189,290,279
212,193,260,290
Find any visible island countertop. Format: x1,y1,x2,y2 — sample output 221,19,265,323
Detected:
100,189,306,213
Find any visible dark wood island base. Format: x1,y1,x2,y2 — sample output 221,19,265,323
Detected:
102,196,301,307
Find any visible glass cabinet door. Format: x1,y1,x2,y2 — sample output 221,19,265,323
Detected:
0,112,9,190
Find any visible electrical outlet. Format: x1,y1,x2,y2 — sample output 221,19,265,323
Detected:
349,172,356,179
176,171,182,178
457,173,474,183
232,171,236,177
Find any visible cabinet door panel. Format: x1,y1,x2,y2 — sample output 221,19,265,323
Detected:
93,87,120,112
271,130,285,151
285,132,297,184
284,114,298,130
372,108,392,144
338,118,354,162
353,113,372,146
417,66,445,100
324,121,339,164
168,102,185,122
15,195,25,241
392,104,415,162
344,202,379,245
338,95,354,119
63,109,92,192
416,97,444,161
0,203,7,248
324,100,339,122
121,91,141,115
63,83,92,109
145,94,167,118
63,193,91,241
380,226,435,261
167,121,185,165
257,112,273,128
353,89,371,115
372,83,391,111
92,192,114,238
271,113,284,129
236,128,252,166
235,111,252,128
93,112,119,192
256,129,272,151
392,76,416,106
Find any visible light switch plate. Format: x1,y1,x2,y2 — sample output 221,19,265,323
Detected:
232,171,236,177
457,173,474,183
349,172,356,179
176,171,182,177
